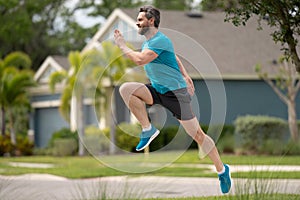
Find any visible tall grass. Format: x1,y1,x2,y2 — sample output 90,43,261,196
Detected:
72,177,145,200
228,166,299,200
0,177,47,200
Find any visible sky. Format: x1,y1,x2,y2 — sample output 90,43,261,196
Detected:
65,0,105,28
64,0,203,28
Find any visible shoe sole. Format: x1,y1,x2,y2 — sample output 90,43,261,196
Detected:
136,130,160,151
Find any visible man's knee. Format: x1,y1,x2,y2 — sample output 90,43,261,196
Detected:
119,82,144,103
119,82,145,96
119,82,129,98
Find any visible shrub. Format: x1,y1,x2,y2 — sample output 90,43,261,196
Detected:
47,128,78,156
115,123,141,152
113,124,193,152
33,148,53,156
104,123,235,153
215,125,235,154
151,125,192,151
234,115,289,154
15,136,34,156
52,138,78,156
0,134,34,156
258,139,285,155
202,124,235,153
284,140,300,155
48,128,78,148
83,126,110,155
0,135,14,156
216,133,235,154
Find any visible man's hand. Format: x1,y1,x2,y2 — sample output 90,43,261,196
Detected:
114,29,126,48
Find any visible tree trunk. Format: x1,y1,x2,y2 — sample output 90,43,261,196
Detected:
106,86,117,154
286,27,300,73
287,100,299,141
8,111,16,145
1,106,5,135
70,96,77,132
77,95,85,156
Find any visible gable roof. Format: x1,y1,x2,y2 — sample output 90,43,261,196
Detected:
82,8,143,52
34,55,69,84
121,8,282,79
30,55,68,95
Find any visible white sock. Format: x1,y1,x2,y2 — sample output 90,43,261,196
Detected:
142,124,152,132
217,165,225,175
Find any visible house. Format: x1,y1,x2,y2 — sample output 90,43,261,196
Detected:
30,55,98,147
30,8,300,147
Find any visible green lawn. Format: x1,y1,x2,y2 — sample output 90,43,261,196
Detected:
0,150,300,179
150,194,300,200
1,151,299,200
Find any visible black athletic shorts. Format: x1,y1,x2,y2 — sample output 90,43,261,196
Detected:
145,84,195,120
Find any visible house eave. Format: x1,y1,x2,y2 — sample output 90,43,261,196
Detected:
190,73,288,80
82,8,137,52
28,83,65,96
34,56,66,82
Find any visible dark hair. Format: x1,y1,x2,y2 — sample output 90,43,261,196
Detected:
139,5,160,28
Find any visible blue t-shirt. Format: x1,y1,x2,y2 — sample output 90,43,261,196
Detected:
142,31,187,94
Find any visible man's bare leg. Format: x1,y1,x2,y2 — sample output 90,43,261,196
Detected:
179,117,224,172
119,82,160,151
119,82,153,129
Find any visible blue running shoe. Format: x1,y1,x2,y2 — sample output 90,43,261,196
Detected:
218,164,231,194
136,126,160,151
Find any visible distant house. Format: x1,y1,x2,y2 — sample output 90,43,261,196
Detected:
30,8,300,147
29,55,98,147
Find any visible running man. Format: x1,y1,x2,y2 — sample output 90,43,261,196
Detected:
114,5,231,194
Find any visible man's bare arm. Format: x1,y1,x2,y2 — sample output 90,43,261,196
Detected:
114,29,158,65
176,55,195,96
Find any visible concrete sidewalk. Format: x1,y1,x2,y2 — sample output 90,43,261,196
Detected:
169,163,300,173
0,174,300,200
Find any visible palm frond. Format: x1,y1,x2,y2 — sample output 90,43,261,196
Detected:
59,85,73,122
4,73,35,105
3,51,32,70
49,71,68,93
68,51,82,74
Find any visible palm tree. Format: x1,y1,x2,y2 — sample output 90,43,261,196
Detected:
49,49,109,156
0,52,35,144
1,68,35,144
50,41,143,155
92,41,143,154
50,51,84,156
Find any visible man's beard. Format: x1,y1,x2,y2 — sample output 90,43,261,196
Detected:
138,26,150,35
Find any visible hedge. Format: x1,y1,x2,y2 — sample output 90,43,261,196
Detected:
113,123,235,153
234,115,290,154
0,135,34,156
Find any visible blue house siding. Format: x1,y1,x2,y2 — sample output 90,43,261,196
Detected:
32,104,99,148
223,80,292,123
31,79,300,148
115,86,131,123
84,104,99,126
192,79,299,125
33,107,69,148
31,94,61,102
119,79,300,127
31,91,99,147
